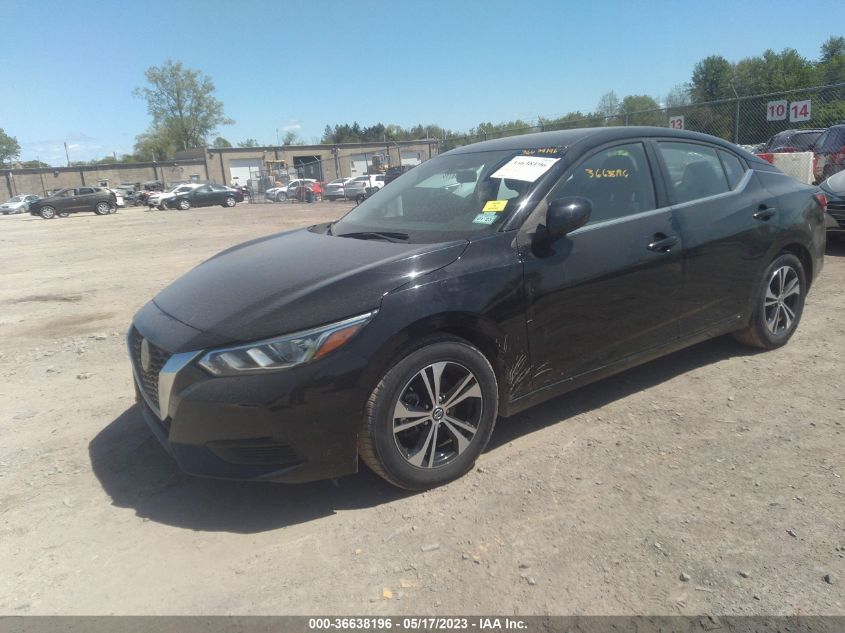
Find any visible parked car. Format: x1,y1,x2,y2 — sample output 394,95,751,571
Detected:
323,178,355,201
128,127,825,490
763,128,824,153
343,174,386,200
29,187,116,219
264,179,317,202
384,165,415,185
148,183,202,210
164,184,243,210
819,168,845,237
292,181,322,202
107,189,125,208
813,123,845,183
1,194,39,214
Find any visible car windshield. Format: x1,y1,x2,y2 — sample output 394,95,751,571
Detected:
330,149,555,243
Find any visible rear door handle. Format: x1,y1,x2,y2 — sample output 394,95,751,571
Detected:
647,234,678,253
753,205,776,221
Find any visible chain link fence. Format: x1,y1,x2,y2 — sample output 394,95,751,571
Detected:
439,82,845,152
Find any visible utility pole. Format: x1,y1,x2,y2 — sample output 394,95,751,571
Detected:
64,142,70,167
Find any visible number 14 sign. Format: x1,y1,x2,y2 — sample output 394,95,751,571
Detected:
767,99,811,122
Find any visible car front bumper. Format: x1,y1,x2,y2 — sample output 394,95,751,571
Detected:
128,323,370,483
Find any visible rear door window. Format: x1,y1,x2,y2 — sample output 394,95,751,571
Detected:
658,142,730,204
717,150,746,189
78,187,95,195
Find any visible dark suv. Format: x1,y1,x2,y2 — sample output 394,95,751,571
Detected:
763,128,824,153
29,187,117,219
384,165,415,185
813,124,845,183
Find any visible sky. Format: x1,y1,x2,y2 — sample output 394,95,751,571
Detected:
3,0,842,164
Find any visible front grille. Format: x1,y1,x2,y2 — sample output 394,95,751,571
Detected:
129,327,171,411
206,438,302,466
828,200,845,227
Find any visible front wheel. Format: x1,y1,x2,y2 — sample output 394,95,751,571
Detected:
223,196,236,207
734,252,806,349
40,206,57,219
58,211,69,218
95,202,111,215
275,192,287,202
177,199,191,210
358,336,498,490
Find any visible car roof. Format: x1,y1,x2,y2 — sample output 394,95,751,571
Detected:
444,126,766,164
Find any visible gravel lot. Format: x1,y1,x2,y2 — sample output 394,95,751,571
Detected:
0,202,843,615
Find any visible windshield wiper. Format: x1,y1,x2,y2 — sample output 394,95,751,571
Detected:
336,231,409,243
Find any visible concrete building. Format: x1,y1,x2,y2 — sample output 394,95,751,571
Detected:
200,140,438,189
1,140,439,200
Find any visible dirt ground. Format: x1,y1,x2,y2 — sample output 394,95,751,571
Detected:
0,201,843,616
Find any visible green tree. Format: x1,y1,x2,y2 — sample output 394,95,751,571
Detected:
20,159,49,168
133,128,177,161
595,91,622,124
665,84,692,108
818,35,845,84
0,128,21,166
690,55,734,102
212,136,232,148
134,60,233,152
620,95,664,125
281,131,302,145
237,138,260,148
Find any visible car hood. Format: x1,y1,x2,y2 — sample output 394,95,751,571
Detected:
1,202,22,208
151,227,468,343
821,169,845,196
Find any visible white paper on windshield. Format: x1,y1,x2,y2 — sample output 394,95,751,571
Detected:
490,156,560,182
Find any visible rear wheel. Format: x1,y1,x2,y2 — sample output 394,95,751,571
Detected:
734,252,806,349
177,199,191,211
95,202,111,215
40,206,56,219
358,336,498,490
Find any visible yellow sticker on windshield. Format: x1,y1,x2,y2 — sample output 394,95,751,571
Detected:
482,200,508,212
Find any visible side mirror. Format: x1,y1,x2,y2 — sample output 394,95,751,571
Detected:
546,197,592,239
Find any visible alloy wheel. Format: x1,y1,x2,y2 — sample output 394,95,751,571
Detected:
392,361,483,469
764,265,801,335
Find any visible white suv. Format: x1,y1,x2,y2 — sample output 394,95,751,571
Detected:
344,174,386,198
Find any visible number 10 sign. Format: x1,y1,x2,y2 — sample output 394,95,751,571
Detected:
767,99,811,123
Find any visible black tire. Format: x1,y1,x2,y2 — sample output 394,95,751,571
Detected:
58,211,69,218
39,206,56,219
223,196,236,208
358,335,498,490
94,201,111,215
733,252,806,349
275,192,287,202
177,199,191,211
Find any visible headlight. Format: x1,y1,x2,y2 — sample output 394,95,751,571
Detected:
197,311,376,376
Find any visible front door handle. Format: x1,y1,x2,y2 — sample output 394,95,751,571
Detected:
647,234,678,253
753,205,776,221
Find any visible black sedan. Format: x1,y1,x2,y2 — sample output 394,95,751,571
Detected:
164,184,243,210
128,127,826,490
